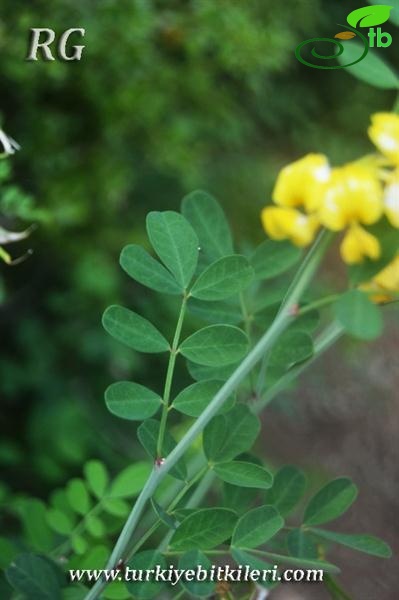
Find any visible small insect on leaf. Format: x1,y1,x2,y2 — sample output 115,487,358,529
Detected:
334,31,357,40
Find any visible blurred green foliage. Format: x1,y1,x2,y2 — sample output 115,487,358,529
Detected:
0,0,396,501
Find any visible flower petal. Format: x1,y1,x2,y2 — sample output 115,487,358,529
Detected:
340,225,381,264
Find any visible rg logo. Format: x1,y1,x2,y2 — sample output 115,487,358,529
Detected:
26,28,85,61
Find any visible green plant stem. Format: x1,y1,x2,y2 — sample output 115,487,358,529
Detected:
157,294,188,457
298,293,341,316
127,463,208,559
84,232,330,600
255,230,332,395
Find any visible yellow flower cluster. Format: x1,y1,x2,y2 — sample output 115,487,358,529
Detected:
261,112,399,298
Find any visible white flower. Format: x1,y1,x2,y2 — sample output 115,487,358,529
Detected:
0,129,20,156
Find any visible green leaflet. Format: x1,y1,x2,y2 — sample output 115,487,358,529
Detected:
109,462,152,498
46,508,75,535
287,529,318,559
126,551,166,599
338,43,399,90
310,528,392,558
172,379,234,417
252,550,340,574
17,499,54,553
180,324,249,366
178,550,215,597
188,296,242,325
251,240,302,280
120,244,183,295
181,190,234,263
170,508,237,550
269,330,313,367
105,381,161,420
102,498,129,518
231,549,276,590
231,505,284,548
146,211,199,288
203,404,260,463
334,290,383,340
267,465,307,516
6,553,62,600
213,461,273,490
66,479,91,516
137,419,187,480
190,255,254,301
187,359,239,382
85,515,105,538
151,499,177,530
84,460,109,499
102,305,170,353
303,478,358,526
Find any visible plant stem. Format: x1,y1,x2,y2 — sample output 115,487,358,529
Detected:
84,232,330,600
255,230,332,394
127,463,208,558
157,294,188,457
298,293,341,316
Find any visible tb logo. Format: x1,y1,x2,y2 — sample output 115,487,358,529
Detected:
26,28,86,61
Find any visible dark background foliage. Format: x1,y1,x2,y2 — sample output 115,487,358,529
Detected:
0,1,397,597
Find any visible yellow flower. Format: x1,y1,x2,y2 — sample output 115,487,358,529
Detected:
384,169,399,228
273,153,331,212
317,164,383,263
261,154,329,247
368,113,399,167
261,207,319,247
361,255,399,303
341,223,381,264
